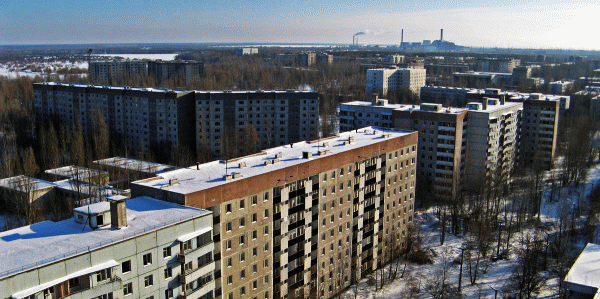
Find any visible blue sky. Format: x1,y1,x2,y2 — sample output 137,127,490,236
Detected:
1,0,599,49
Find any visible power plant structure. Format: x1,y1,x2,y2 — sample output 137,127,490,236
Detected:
352,32,365,46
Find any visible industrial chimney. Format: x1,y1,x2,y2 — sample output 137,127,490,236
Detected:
440,29,444,41
110,199,127,229
401,29,404,48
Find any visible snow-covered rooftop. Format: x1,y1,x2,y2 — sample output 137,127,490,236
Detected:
565,243,600,290
0,175,57,192
93,157,178,174
0,196,210,279
133,127,414,195
340,101,468,114
466,101,523,113
45,165,107,181
53,179,117,197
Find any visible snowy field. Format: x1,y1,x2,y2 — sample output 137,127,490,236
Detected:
0,61,87,79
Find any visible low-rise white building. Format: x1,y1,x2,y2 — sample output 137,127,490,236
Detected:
564,243,600,298
0,197,214,299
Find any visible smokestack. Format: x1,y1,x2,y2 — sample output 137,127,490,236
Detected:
110,199,127,229
401,29,404,48
440,29,443,41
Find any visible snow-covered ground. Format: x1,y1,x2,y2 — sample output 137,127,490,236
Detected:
0,60,87,79
341,160,600,299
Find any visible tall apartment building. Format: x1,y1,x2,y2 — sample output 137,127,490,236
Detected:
464,99,522,187
89,60,149,85
194,90,319,157
518,95,560,167
33,83,319,157
148,60,204,84
339,101,467,200
130,128,418,299
0,197,215,299
366,68,426,98
33,82,196,153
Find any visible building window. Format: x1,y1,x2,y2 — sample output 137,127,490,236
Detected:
226,204,232,213
122,260,131,273
264,226,269,235
164,267,172,279
252,213,257,222
226,240,232,250
264,210,269,218
227,257,233,267
183,240,192,251
228,275,233,285
240,252,246,262
240,199,245,209
241,269,246,279
165,289,173,299
252,195,258,205
143,253,152,266
163,246,171,258
240,235,246,245
240,217,245,227
124,282,133,296
226,222,232,232
97,268,111,282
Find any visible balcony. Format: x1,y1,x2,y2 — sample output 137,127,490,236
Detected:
69,276,122,299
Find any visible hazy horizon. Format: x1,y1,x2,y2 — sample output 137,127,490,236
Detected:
2,0,599,50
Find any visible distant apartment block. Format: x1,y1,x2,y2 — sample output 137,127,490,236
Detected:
148,60,205,84
548,81,574,95
452,71,513,88
194,90,319,157
464,99,521,186
366,68,426,98
296,52,316,66
474,58,521,73
131,128,418,299
89,60,148,85
316,53,334,65
33,82,197,154
518,95,560,167
33,83,319,158
339,100,467,200
0,197,215,299
236,48,259,55
420,86,471,107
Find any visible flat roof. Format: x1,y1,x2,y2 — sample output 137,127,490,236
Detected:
93,157,178,174
45,165,107,180
133,127,414,195
53,179,117,197
340,101,468,114
565,243,600,289
0,196,210,279
467,101,523,113
0,176,57,192
34,82,316,94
